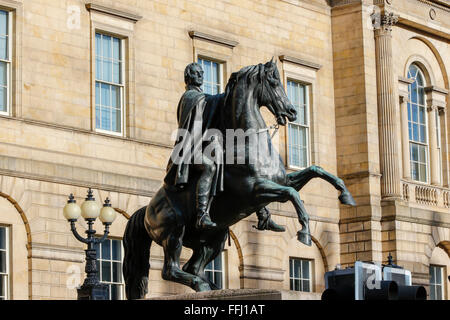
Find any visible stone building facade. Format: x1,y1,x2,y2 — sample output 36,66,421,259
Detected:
0,0,448,300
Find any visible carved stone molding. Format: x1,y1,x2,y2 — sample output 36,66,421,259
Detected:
188,31,238,49
85,3,143,22
278,55,322,71
380,12,399,32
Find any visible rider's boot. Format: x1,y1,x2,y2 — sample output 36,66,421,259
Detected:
256,207,285,232
195,192,217,230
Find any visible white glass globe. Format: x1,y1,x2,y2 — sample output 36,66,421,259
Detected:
80,200,101,219
63,202,81,220
99,206,117,224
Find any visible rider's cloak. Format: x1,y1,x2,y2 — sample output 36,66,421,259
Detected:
164,85,224,197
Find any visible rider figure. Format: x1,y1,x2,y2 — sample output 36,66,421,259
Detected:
164,62,222,230
165,62,285,232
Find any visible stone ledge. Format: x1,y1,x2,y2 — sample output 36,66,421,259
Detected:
146,289,321,300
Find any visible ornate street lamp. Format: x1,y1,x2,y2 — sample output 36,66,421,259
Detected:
63,188,117,300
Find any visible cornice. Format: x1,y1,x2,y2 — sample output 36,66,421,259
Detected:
188,30,239,49
85,3,143,22
279,55,322,71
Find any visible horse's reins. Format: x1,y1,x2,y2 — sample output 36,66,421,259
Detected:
256,122,280,139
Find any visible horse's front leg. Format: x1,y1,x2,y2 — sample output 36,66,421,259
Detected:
254,179,311,246
286,165,356,206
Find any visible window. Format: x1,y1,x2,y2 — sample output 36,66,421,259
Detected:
407,64,428,182
198,58,222,95
287,80,310,168
95,238,124,300
0,226,9,300
0,10,11,115
289,258,312,292
95,33,124,134
205,252,225,289
429,265,444,300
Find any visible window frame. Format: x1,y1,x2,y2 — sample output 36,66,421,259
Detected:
286,79,311,170
429,264,445,300
95,237,125,300
94,31,126,137
197,56,224,94
289,257,313,293
407,64,430,183
0,9,12,117
0,225,10,300
204,251,227,289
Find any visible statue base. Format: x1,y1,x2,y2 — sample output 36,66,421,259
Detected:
146,289,321,300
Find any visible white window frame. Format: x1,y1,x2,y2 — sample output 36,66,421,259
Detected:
0,225,10,300
197,56,224,94
408,64,430,183
0,9,12,116
289,257,313,293
94,32,126,137
429,264,445,300
286,79,311,170
204,251,227,289
96,237,125,300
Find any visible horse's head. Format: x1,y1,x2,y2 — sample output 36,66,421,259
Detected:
258,58,297,126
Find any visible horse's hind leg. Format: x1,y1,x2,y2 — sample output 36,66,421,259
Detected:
286,165,356,206
254,179,311,246
182,231,228,290
161,225,211,292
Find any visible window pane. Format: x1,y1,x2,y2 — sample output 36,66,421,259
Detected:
112,240,121,261
430,267,435,283
0,36,7,61
0,61,6,86
205,270,213,283
436,286,442,300
101,261,111,282
95,33,102,57
103,60,112,82
102,35,111,59
430,285,436,300
95,58,102,80
410,144,418,161
294,279,300,291
214,253,222,270
419,164,427,182
293,259,300,278
101,83,110,107
0,86,6,112
113,62,121,84
102,240,111,260
0,251,6,273
214,272,223,289
0,227,5,250
113,38,120,60
301,260,310,279
435,268,442,283
112,262,122,283
111,107,121,132
0,275,4,298
110,284,121,300
302,280,310,292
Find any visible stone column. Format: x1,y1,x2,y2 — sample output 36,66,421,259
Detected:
427,103,440,185
399,95,411,180
374,12,401,199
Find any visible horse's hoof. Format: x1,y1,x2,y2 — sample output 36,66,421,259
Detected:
195,282,211,292
297,231,312,246
339,191,356,206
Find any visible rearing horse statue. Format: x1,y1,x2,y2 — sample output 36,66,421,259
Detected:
123,60,356,299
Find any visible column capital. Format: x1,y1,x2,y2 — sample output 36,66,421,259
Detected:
373,11,399,34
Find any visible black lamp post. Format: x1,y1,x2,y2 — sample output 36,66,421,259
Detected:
63,188,117,300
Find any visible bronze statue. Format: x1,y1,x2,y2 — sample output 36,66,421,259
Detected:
164,62,223,230
123,59,356,299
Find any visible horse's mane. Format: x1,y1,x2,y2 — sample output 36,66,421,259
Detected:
220,64,264,131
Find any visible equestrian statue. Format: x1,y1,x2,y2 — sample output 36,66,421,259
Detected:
123,59,356,299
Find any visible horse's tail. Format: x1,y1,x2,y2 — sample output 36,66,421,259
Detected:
123,206,152,300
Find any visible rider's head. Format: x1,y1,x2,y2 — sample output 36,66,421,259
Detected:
184,63,204,88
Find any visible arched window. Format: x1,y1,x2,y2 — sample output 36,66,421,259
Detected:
407,64,428,182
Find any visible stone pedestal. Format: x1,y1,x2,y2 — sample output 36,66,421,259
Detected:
146,289,321,300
